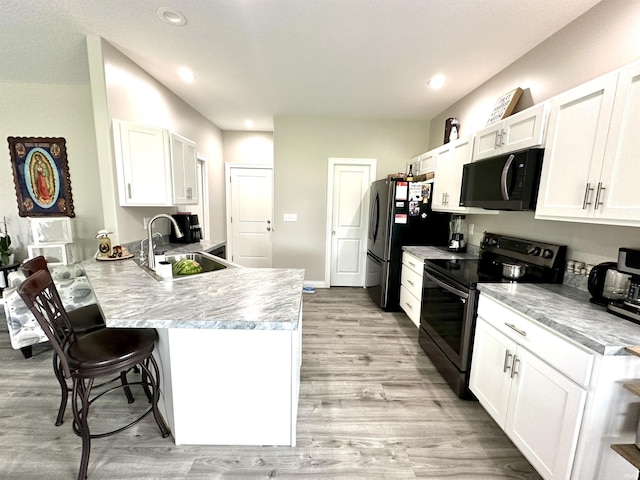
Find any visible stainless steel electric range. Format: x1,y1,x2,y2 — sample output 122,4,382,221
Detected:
419,232,567,399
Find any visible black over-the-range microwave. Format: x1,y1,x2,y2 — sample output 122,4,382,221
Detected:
459,148,544,211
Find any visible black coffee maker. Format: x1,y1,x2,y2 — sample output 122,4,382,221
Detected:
170,214,202,243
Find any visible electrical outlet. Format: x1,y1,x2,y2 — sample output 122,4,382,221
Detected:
284,213,297,222
468,223,474,235
143,217,151,229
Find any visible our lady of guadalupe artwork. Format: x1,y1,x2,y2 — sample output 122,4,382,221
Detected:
7,137,75,217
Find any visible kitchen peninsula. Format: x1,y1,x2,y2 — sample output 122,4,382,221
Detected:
82,245,304,446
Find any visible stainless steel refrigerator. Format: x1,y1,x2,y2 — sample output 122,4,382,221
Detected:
365,178,450,310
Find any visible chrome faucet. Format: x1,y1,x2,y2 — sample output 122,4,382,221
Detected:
140,232,162,264
146,214,183,270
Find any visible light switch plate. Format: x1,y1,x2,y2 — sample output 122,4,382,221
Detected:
284,214,297,222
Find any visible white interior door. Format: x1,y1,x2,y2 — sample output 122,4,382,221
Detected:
328,160,375,287
227,166,273,267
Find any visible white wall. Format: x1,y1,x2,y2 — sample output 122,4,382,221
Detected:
273,115,430,281
222,131,273,165
0,83,104,261
86,36,225,245
428,0,640,266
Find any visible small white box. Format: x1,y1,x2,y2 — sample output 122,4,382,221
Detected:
28,218,73,244
28,243,76,265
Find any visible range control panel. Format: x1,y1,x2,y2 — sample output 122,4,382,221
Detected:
480,232,567,269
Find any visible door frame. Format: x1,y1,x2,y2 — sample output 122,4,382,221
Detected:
224,163,274,264
197,153,210,241
324,158,377,288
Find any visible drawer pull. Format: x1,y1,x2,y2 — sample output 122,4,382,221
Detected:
408,261,416,268
407,280,414,286
505,322,527,337
503,350,513,373
404,302,413,310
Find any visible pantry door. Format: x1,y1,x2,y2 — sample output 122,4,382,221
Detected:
226,165,273,267
326,159,376,287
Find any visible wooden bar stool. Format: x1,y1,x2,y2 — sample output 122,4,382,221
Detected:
18,269,170,480
20,256,136,427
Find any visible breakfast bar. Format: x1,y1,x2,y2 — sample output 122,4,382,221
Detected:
82,250,305,446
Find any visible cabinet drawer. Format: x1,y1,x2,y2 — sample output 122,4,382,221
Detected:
478,294,594,387
401,265,423,299
400,285,420,327
402,252,423,275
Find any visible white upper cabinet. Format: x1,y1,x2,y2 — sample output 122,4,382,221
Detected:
596,62,640,223
113,119,198,207
113,120,173,207
536,62,640,225
473,103,548,161
171,133,198,205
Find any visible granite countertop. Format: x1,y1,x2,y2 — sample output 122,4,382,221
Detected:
478,283,640,355
403,245,479,261
82,242,304,331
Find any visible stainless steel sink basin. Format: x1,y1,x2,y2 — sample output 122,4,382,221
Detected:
135,252,231,282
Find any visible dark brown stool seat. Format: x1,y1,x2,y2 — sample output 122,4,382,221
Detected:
18,269,170,480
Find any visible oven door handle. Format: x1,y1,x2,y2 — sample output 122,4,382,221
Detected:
424,270,469,300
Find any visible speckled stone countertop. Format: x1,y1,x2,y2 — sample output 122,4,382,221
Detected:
478,283,640,355
403,245,479,261
82,241,304,331
403,244,640,355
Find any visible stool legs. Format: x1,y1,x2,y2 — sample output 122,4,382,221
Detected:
71,355,170,480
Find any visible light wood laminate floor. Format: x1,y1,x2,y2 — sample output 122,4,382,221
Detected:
0,287,541,479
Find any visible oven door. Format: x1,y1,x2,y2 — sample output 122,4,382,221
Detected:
420,265,477,373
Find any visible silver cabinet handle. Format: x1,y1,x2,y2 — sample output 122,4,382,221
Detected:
407,279,415,286
594,182,605,210
500,129,506,146
408,261,416,268
495,130,502,149
186,187,192,199
505,322,527,337
510,355,520,379
582,183,594,209
127,183,132,199
503,350,513,373
405,302,413,310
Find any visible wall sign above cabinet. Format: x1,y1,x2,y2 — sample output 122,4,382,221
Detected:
486,87,523,126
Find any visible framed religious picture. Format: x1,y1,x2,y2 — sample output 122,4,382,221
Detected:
7,137,75,217
486,87,523,126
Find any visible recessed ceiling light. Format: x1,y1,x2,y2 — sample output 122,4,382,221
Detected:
428,74,446,89
157,7,187,26
178,67,196,83
244,120,255,129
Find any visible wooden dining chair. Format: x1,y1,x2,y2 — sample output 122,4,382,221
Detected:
17,269,170,480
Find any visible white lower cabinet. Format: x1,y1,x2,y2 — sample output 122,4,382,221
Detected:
400,252,423,327
470,295,591,480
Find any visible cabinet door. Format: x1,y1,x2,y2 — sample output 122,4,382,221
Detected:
417,151,435,175
474,124,502,161
469,318,517,429
447,136,474,213
535,73,618,220
430,145,453,210
506,348,587,480
171,133,198,205
597,62,640,223
399,285,420,328
501,103,547,153
113,120,173,206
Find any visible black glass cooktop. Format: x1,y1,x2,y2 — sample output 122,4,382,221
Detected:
425,256,563,289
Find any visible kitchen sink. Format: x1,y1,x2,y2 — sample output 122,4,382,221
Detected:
135,252,231,282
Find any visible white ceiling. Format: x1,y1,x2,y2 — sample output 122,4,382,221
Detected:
1,0,601,131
